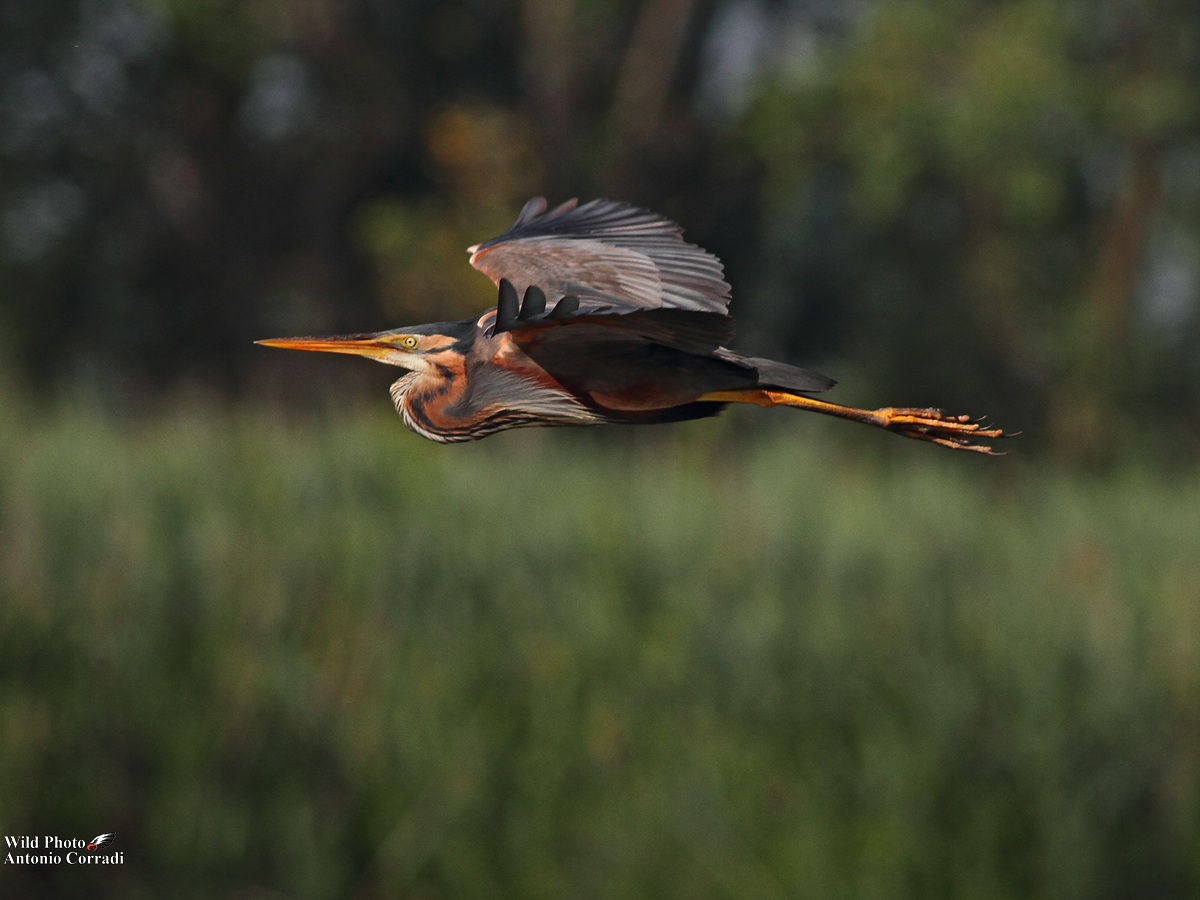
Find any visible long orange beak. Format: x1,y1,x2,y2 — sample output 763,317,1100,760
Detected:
255,334,396,361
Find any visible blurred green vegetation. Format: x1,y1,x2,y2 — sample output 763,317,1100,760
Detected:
2,382,1197,898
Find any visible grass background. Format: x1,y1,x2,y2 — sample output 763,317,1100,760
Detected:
1,382,1198,898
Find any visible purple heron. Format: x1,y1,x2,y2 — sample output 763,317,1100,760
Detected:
258,197,1009,452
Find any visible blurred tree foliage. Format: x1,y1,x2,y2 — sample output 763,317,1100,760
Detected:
2,0,1199,460
742,0,1200,461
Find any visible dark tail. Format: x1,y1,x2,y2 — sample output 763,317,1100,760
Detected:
742,356,837,394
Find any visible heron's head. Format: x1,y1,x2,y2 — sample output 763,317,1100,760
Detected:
257,320,475,372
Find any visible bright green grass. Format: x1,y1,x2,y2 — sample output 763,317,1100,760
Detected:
1,387,1198,899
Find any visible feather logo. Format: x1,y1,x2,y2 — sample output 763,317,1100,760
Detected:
86,833,115,851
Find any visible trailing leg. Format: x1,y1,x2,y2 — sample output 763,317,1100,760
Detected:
699,389,1010,454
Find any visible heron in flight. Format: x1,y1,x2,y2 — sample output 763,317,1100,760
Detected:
259,198,1008,452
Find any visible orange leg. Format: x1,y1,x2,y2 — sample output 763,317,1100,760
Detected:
699,390,1011,454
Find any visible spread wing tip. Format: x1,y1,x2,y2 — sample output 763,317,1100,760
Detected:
494,279,580,333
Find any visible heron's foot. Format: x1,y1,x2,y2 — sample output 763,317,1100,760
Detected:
872,407,1012,454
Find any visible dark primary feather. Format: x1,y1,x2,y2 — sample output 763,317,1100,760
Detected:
519,284,547,319
495,278,520,332
468,197,732,315
546,294,579,319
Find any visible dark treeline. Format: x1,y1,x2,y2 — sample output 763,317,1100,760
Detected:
3,0,1198,461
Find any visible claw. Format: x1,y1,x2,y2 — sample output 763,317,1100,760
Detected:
877,406,1012,453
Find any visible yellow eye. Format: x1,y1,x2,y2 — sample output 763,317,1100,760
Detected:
398,335,419,350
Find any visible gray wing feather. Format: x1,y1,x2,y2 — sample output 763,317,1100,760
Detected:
468,198,732,314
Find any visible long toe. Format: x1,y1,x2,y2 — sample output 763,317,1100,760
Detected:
881,408,1010,453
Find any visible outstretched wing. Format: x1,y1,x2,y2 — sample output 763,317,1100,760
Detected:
468,197,732,314
481,279,733,355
